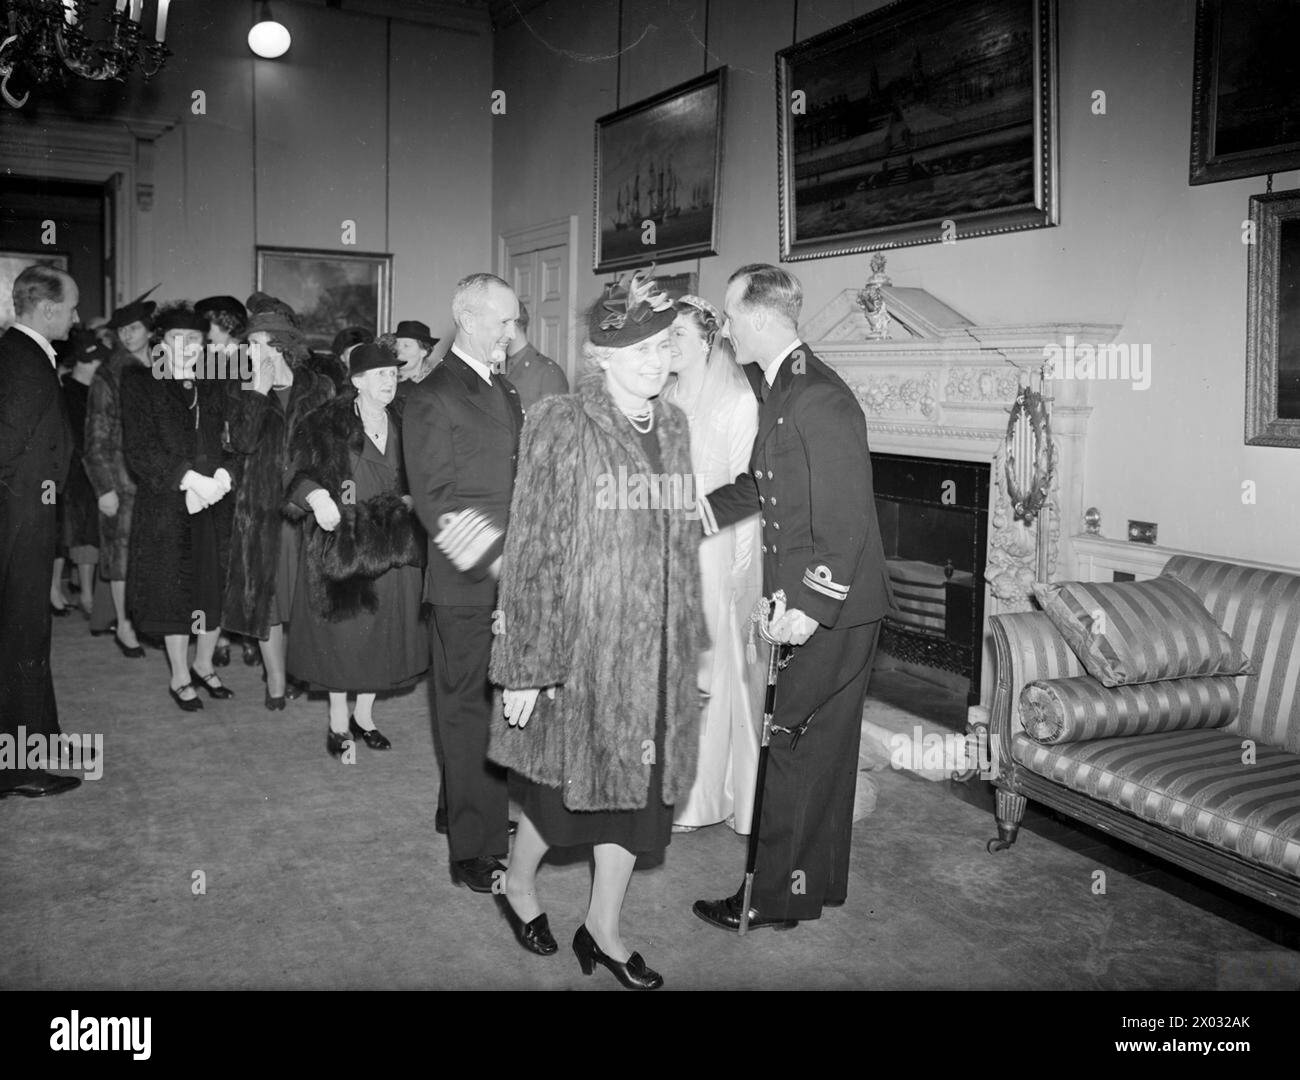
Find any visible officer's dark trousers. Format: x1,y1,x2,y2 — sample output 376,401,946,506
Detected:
429,604,509,861
751,620,881,920
0,485,61,789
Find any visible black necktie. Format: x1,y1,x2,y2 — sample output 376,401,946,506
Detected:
760,379,770,402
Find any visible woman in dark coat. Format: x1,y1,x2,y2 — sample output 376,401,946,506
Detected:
84,296,157,656
51,332,105,617
488,268,707,990
121,305,236,711
221,293,334,709
284,343,429,756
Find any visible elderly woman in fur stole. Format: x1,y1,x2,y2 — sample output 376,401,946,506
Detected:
487,268,707,991
221,293,334,709
284,343,429,757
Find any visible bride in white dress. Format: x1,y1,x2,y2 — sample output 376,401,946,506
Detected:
663,295,763,834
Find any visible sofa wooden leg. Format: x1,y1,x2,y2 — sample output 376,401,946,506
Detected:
987,789,1027,853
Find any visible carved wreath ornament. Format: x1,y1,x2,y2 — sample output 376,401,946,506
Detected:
1004,386,1054,526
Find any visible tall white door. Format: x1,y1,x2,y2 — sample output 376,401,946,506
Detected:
499,217,577,383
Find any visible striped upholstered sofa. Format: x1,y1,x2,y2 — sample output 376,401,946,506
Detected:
985,555,1300,918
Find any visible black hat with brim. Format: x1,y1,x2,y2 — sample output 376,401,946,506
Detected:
195,295,248,323
587,267,677,349
348,342,399,378
107,284,161,330
393,320,438,349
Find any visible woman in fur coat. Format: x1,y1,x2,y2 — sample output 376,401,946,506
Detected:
284,343,429,756
221,293,333,709
121,305,235,711
488,268,707,990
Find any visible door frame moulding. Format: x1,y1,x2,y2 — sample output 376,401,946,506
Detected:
0,112,177,308
497,214,579,371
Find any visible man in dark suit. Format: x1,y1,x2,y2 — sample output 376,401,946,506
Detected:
405,273,524,892
693,264,893,931
0,265,81,799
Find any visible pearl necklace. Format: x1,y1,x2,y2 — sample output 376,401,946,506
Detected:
621,404,653,434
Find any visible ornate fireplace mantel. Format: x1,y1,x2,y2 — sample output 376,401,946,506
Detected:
806,285,1120,706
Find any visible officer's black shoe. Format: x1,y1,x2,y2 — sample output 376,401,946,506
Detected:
692,887,798,933
451,855,506,893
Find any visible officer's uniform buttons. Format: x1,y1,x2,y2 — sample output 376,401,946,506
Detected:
769,497,776,506
767,471,774,480
774,522,780,530
754,469,762,479
777,417,784,424
761,517,767,526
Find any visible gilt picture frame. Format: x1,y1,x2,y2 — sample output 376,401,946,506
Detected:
776,0,1058,259
1189,0,1300,186
1245,190,1300,448
254,246,392,352
593,69,725,273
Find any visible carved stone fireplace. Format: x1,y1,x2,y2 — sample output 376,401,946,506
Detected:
805,280,1119,708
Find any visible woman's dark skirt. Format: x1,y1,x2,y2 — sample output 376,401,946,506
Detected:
518,625,674,856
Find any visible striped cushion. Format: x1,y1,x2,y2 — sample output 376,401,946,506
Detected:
1020,675,1239,744
1012,729,1300,878
1161,557,1300,754
1033,577,1253,688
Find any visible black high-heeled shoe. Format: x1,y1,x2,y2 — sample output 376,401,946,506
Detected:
169,683,204,713
572,924,662,990
348,716,391,750
212,643,231,667
264,692,286,711
496,895,558,956
190,667,234,700
327,727,353,760
242,640,261,666
113,632,145,659
50,601,70,617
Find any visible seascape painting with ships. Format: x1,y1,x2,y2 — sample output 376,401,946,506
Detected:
779,0,1055,257
594,70,724,271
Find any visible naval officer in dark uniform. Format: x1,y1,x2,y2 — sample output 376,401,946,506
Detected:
693,263,892,931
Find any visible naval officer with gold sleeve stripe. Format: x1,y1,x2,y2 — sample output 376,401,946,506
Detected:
692,264,893,933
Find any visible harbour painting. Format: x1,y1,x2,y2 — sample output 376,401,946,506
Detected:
594,69,725,272
777,0,1057,259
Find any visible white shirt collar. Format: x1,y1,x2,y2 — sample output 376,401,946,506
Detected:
451,344,494,386
12,322,58,369
765,338,803,387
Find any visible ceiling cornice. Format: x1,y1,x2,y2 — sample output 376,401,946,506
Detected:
286,0,492,35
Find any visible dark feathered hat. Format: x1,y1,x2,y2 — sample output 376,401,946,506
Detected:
587,266,676,349
153,302,209,335
107,284,160,330
245,291,305,351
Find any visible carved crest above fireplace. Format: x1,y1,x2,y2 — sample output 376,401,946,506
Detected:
805,284,1120,705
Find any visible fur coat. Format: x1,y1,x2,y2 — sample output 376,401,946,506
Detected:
221,370,334,639
284,392,425,620
83,348,140,579
487,372,709,812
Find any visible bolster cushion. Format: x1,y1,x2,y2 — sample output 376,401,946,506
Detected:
1032,577,1253,688
1020,674,1241,744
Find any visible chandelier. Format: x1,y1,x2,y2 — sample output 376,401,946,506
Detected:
0,0,172,109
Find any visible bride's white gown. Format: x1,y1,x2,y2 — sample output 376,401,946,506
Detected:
665,362,763,833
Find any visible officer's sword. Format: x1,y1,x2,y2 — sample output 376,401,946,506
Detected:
739,589,790,936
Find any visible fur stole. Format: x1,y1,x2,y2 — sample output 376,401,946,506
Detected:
287,392,425,621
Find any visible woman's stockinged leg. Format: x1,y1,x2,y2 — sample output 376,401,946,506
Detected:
261,623,286,696
192,627,220,675
505,812,549,924
352,692,376,728
587,843,636,962
327,692,349,733
163,634,192,694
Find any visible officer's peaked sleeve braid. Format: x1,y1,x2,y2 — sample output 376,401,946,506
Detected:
792,382,871,627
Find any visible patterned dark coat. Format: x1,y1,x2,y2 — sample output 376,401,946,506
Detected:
283,392,425,620
487,373,709,812
83,348,140,580
120,365,233,628
221,371,333,639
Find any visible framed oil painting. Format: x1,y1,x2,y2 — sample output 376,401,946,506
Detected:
1245,190,1300,448
255,246,392,351
594,69,725,273
776,0,1058,259
1190,0,1300,186
0,250,69,328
